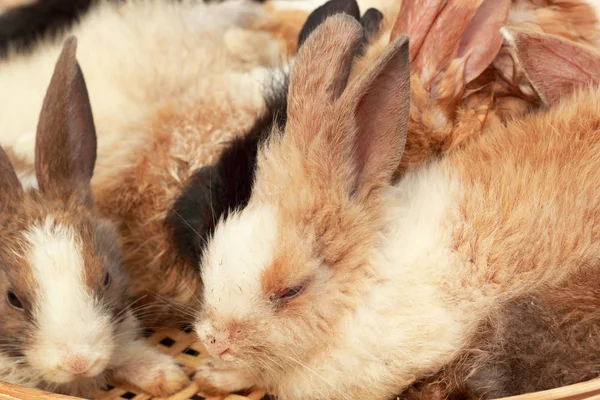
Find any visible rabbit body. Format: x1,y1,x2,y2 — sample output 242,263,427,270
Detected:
193,14,600,400
0,0,299,325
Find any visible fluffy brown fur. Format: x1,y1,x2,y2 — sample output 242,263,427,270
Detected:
193,16,600,400
352,0,600,177
397,32,600,400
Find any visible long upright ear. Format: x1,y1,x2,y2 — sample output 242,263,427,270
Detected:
502,27,600,106
35,36,97,202
0,146,23,208
288,14,363,129
342,34,411,195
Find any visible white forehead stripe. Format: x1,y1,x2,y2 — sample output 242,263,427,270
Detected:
202,204,279,317
25,216,108,349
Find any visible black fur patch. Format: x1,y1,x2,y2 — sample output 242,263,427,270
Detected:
0,0,99,57
357,8,384,57
297,0,360,48
165,76,288,267
166,0,381,268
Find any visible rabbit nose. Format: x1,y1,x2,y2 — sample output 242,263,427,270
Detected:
204,332,231,358
63,355,94,376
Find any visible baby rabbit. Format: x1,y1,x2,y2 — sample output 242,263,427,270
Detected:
0,0,309,326
166,0,380,269
193,15,600,400
398,30,600,400
167,0,600,273
0,37,188,398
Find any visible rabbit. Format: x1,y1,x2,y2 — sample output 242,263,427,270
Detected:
0,0,312,326
191,14,600,400
393,29,600,400
166,0,384,271
0,36,190,398
166,0,600,279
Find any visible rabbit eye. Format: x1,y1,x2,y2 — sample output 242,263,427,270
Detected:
103,272,111,289
7,291,23,311
278,284,304,300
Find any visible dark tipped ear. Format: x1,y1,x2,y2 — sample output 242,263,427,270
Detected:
357,8,384,56
503,27,600,106
297,0,360,48
289,15,363,129
0,146,23,207
35,36,97,202
343,34,411,196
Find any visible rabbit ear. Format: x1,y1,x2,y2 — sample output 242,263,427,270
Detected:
392,0,510,86
35,36,97,203
288,14,363,125
502,27,600,106
357,8,384,56
0,146,23,207
297,0,360,48
342,34,411,195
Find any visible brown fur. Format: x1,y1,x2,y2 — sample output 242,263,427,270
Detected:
397,31,600,400
401,267,600,400
352,0,600,178
83,5,310,327
195,15,600,400
94,97,265,326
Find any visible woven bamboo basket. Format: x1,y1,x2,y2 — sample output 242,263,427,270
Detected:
0,324,599,400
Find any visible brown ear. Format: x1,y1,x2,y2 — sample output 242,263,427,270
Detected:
0,146,23,207
502,27,600,106
342,34,411,196
35,36,97,202
288,14,363,131
393,0,510,86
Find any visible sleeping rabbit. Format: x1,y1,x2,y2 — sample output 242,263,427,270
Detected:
399,29,600,400
192,14,600,400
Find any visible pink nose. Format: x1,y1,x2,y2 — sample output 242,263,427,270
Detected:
64,355,91,375
205,334,231,358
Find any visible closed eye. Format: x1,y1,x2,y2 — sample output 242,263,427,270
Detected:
277,284,305,301
7,291,24,311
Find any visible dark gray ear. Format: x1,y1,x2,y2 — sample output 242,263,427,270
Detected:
298,0,360,47
357,8,384,56
35,35,97,203
0,146,23,208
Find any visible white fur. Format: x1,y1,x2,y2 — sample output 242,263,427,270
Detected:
0,0,271,185
199,161,494,399
202,204,279,319
23,216,113,384
16,170,38,190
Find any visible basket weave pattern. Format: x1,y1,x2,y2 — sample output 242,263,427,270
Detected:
1,326,600,400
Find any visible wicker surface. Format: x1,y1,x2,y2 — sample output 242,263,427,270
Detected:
94,325,271,400
1,325,600,400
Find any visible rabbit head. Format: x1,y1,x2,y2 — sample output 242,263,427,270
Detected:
195,13,410,385
0,37,129,388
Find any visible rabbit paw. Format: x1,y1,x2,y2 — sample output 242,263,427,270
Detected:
194,358,255,395
113,341,190,396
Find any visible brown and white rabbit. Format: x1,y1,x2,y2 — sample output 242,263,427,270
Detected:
0,0,310,326
397,29,600,400
192,15,600,400
0,37,188,398
167,0,600,277
166,0,386,275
